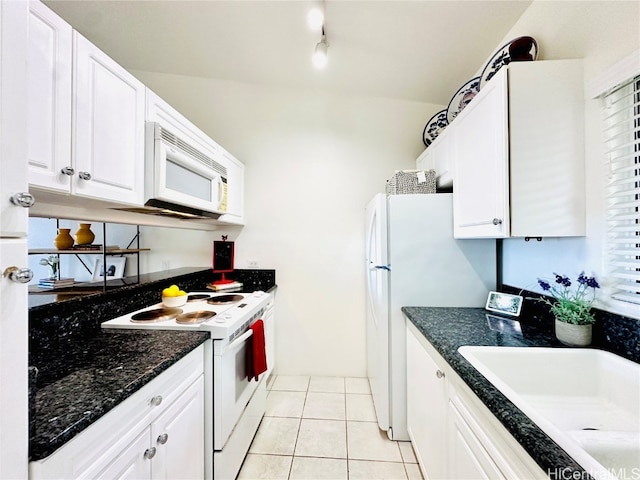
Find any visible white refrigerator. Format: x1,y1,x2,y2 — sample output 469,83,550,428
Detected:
365,193,496,441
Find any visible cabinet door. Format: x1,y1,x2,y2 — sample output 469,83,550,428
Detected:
406,327,448,479
0,240,29,479
73,32,144,205
27,1,72,193
0,2,29,476
449,402,505,479
95,427,152,480
452,68,509,238
151,375,205,480
0,0,29,239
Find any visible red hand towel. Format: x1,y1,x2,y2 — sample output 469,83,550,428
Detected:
246,319,267,381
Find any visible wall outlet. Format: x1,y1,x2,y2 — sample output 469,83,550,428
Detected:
248,260,259,268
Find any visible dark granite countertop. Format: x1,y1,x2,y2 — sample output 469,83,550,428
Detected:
402,306,590,478
29,268,277,463
29,329,209,462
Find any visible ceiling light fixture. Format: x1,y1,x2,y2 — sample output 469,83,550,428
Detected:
307,0,324,30
312,29,329,69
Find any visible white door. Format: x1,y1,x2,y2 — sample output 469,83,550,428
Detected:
406,326,448,480
95,427,153,480
365,194,390,432
152,376,205,480
452,67,510,239
0,1,29,478
73,31,145,205
213,332,261,450
27,0,72,193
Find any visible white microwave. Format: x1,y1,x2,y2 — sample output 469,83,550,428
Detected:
143,122,228,218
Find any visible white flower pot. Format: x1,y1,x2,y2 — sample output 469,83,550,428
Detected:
554,319,592,347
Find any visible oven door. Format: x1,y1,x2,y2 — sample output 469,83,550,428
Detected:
212,329,262,450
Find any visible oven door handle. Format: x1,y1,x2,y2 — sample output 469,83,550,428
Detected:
225,329,253,353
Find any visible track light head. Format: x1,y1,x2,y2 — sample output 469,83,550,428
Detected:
312,35,329,69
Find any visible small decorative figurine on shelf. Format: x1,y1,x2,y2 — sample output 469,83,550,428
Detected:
39,255,59,280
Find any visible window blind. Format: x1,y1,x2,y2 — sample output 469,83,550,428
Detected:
603,74,640,305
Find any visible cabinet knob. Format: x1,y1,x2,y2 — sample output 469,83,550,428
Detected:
10,192,35,208
143,447,156,460
492,218,503,225
60,166,75,176
157,433,169,445
436,370,445,379
149,395,163,407
78,171,92,181
3,266,33,284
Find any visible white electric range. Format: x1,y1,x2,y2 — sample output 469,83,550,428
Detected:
102,290,274,480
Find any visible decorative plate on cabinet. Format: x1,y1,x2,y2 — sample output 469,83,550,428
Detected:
446,76,480,123
422,109,448,146
479,36,538,89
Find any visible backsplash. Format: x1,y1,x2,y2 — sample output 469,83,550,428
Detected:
502,284,640,363
29,268,276,387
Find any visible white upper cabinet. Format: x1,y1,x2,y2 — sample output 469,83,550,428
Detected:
27,1,145,206
146,88,217,159
27,0,72,194
452,60,585,238
73,31,145,205
451,71,509,237
1,0,30,238
416,126,454,190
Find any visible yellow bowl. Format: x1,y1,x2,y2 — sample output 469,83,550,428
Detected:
162,294,187,308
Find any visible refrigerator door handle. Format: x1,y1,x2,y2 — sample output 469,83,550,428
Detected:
369,263,391,271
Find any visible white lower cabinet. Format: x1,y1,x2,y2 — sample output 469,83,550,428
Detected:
29,345,206,480
406,322,448,479
406,322,547,480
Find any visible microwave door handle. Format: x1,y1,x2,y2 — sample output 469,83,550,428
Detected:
225,329,253,354
217,176,225,204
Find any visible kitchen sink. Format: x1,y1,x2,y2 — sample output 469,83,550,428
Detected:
458,346,640,479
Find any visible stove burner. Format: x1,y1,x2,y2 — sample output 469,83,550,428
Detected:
130,308,183,323
206,294,244,305
187,294,211,302
176,311,217,324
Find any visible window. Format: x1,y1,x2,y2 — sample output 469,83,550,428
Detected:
603,74,640,305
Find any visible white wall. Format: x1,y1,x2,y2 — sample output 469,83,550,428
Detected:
132,73,439,376
130,0,640,377
496,0,640,320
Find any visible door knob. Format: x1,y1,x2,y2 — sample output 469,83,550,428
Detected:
492,218,503,225
77,171,92,181
157,433,168,445
3,266,33,284
60,166,75,176
10,192,35,208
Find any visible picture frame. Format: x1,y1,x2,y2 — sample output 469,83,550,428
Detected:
485,291,523,317
92,257,126,282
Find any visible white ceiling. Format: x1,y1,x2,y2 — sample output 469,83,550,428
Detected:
43,0,532,105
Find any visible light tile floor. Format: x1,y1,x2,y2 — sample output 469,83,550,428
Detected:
237,375,424,480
